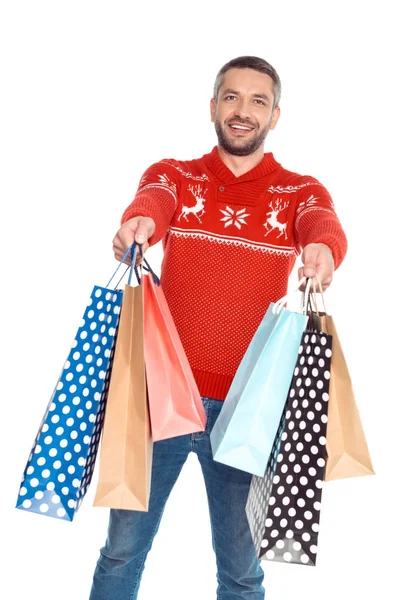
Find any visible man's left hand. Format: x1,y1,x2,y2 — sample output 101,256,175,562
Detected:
298,243,334,291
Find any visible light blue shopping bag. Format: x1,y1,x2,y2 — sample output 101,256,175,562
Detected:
210,298,308,477
16,245,139,521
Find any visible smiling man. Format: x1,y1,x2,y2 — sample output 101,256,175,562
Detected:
213,69,279,161
89,56,347,600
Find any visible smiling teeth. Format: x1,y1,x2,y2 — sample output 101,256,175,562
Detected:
231,125,252,130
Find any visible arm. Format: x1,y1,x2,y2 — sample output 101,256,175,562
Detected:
294,177,348,290
121,161,179,246
113,161,180,262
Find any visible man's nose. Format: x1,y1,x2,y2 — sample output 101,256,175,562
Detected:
234,100,252,121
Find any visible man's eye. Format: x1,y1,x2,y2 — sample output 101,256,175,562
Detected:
225,95,237,101
255,99,267,106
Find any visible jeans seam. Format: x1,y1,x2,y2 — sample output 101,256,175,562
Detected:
199,467,225,599
128,503,169,600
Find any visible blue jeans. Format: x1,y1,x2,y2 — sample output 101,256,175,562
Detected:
89,397,265,599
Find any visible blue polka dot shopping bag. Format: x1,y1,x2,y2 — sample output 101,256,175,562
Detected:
15,246,137,522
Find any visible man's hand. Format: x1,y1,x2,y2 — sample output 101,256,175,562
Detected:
298,243,334,291
112,216,156,265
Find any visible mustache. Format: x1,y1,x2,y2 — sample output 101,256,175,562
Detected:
226,117,257,128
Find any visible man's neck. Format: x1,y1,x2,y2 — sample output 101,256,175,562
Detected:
217,146,265,178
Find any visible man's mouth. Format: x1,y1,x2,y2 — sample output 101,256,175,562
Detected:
228,122,255,135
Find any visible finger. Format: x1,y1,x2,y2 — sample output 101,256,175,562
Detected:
301,253,317,278
118,228,137,253
113,243,132,265
303,263,316,278
301,246,319,279
135,221,149,244
114,251,132,266
112,243,133,265
314,265,333,290
314,250,333,288
113,233,149,266
135,217,155,244
113,236,135,263
319,279,332,292
112,233,125,254
298,267,304,286
114,243,150,267
297,267,308,292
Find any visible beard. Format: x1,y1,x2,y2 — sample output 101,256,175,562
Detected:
214,119,270,156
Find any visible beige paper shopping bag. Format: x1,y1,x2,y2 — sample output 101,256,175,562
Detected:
93,282,153,510
319,313,375,481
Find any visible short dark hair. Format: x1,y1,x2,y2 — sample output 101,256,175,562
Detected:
213,56,281,108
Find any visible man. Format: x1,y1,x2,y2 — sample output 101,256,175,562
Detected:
89,56,347,599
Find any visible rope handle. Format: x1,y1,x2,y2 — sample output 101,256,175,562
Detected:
106,244,139,289
272,276,312,315
300,275,328,315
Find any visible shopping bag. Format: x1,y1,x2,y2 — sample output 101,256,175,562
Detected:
210,279,309,477
321,314,374,480
304,281,374,481
246,324,333,566
15,249,131,521
141,258,206,441
93,254,153,511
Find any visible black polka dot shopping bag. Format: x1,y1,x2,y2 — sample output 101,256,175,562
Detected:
245,281,333,566
15,245,139,521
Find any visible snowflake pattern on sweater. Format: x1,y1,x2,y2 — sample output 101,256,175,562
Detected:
220,206,250,230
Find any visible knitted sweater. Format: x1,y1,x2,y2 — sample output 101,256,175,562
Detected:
121,146,347,401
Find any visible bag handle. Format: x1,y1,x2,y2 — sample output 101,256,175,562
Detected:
106,244,140,289
301,275,328,315
134,245,161,286
105,243,160,290
272,276,312,315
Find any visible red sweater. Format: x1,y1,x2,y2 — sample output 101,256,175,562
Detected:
122,147,347,401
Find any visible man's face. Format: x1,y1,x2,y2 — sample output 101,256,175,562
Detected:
210,68,280,156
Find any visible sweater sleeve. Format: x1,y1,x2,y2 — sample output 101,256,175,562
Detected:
294,177,348,269
121,160,180,246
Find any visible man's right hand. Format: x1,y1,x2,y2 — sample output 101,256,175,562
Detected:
112,216,156,264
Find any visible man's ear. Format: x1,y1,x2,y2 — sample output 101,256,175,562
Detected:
210,98,216,123
269,106,281,130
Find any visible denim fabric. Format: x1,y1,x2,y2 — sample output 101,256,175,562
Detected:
89,397,265,600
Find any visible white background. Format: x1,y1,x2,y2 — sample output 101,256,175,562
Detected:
0,1,398,598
